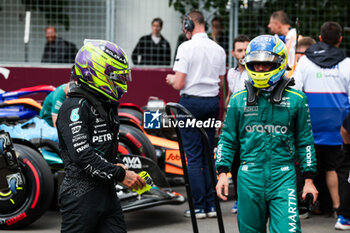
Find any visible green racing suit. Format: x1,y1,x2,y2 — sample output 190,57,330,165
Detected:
40,83,67,127
216,87,316,233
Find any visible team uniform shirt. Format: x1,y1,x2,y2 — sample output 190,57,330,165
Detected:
293,42,350,145
227,67,248,94
173,32,225,210
40,83,67,127
173,32,226,97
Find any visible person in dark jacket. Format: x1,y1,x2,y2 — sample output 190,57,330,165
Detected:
132,18,171,66
41,26,77,63
57,40,145,233
293,21,350,217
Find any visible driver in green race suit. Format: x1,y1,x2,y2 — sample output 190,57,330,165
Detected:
215,35,319,233
40,83,69,127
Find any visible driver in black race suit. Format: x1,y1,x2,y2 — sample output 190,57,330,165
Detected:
57,40,145,233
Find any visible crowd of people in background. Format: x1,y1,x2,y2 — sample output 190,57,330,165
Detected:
41,8,350,232
293,21,350,224
166,9,350,231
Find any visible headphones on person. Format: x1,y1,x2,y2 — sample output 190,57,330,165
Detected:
183,13,195,32
183,13,209,33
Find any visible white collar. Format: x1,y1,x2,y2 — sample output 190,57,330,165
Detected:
191,32,208,40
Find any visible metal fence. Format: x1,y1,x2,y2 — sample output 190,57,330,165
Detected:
234,0,350,54
0,0,349,67
0,0,107,65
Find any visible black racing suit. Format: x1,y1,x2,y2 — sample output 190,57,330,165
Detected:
57,86,126,233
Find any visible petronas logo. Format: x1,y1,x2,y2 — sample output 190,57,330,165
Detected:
316,72,322,78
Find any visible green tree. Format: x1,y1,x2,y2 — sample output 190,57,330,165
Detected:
169,0,350,55
22,0,70,30
169,0,229,16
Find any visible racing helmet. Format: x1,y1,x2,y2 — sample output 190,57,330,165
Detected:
244,35,287,88
74,40,131,102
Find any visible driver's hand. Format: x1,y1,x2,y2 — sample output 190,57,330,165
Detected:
302,179,319,203
216,173,229,201
116,163,128,170
122,170,146,190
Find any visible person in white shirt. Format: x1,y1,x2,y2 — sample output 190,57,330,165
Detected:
223,34,250,215
268,10,297,71
166,10,226,219
225,35,250,106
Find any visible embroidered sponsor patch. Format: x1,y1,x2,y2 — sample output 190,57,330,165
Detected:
91,106,99,116
70,108,80,122
71,126,81,134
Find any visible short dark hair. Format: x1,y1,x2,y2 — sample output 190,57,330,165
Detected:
321,21,342,45
188,10,205,25
270,10,290,25
211,17,222,25
297,37,316,49
152,18,163,28
233,35,250,50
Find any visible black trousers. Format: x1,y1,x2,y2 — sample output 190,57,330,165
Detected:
338,151,350,219
313,145,341,213
60,184,126,233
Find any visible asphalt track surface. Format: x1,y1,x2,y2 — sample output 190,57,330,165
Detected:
3,185,341,233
